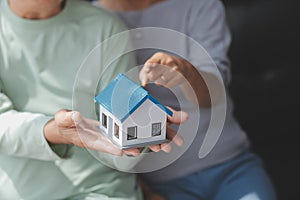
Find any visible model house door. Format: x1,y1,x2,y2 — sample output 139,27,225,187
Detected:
108,116,113,138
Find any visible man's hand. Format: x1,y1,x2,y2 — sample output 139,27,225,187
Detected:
140,52,213,107
148,107,188,153
139,52,190,88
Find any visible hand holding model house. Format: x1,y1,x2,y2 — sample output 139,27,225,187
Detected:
45,74,187,157
94,73,187,153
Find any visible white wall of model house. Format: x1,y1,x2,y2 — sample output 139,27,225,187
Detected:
99,105,122,143
122,99,167,146
99,99,167,148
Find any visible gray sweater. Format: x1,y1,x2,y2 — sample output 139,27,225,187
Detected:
97,0,250,182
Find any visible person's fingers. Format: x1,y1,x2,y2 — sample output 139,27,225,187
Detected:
143,62,155,73
154,76,167,86
165,73,184,88
142,65,166,86
140,62,166,86
55,109,77,127
71,111,83,124
54,110,125,157
145,52,163,65
123,148,141,157
139,66,151,87
160,142,172,153
160,65,177,81
142,52,182,87
79,117,100,131
161,56,176,66
167,107,189,125
73,118,123,156
151,65,181,88
166,127,184,146
147,64,166,81
148,144,161,152
96,143,123,156
85,134,124,156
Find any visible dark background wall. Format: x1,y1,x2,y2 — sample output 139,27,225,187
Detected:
223,0,300,199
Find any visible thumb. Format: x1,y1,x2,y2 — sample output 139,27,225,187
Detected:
55,110,82,127
167,107,188,125
139,67,150,87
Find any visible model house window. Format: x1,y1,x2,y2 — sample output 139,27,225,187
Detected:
152,122,161,136
114,123,119,139
102,113,107,128
127,126,137,140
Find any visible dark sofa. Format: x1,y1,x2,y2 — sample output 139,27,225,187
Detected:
223,0,300,199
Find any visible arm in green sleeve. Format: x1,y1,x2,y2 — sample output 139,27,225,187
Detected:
0,82,72,160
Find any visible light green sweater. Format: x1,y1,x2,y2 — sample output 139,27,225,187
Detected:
0,0,140,199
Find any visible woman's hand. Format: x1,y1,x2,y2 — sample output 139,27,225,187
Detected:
44,109,140,156
44,107,188,156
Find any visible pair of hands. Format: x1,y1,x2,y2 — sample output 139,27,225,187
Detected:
44,52,198,200
44,52,190,156
46,106,188,157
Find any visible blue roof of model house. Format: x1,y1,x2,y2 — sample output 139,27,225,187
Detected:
95,73,173,122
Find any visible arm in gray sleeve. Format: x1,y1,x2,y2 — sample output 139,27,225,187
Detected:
188,0,232,85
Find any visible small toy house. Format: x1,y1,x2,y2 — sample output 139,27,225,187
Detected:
95,73,173,149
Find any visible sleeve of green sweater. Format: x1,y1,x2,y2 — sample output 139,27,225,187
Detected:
0,81,72,160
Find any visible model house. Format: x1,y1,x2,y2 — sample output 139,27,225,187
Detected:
95,73,173,149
